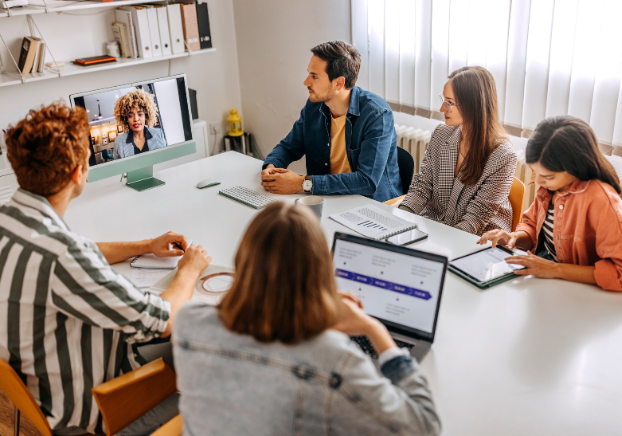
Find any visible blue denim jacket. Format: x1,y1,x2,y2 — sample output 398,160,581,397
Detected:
263,86,402,202
173,303,441,436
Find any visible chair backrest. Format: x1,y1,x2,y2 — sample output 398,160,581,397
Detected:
509,177,526,232
93,358,176,436
396,147,415,195
151,414,183,436
0,360,53,436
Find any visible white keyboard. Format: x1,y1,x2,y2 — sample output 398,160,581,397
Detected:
218,186,277,210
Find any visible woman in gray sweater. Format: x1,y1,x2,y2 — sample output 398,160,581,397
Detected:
173,202,441,436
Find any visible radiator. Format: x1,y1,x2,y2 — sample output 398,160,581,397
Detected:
395,124,535,214
394,124,432,175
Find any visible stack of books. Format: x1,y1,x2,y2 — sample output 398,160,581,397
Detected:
17,36,46,74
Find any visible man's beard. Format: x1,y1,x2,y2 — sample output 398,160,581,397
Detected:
308,86,334,103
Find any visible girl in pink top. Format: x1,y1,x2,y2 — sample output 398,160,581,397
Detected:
478,116,622,291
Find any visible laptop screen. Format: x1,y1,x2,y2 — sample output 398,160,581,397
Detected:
332,233,447,341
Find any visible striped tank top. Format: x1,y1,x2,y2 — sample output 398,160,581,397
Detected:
542,201,557,261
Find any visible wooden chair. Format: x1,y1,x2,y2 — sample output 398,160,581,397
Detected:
508,177,525,232
0,359,53,436
151,414,183,436
0,358,176,436
384,194,406,207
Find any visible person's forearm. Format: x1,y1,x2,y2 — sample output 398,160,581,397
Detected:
311,172,376,196
159,268,197,337
96,240,152,264
554,264,597,285
512,231,534,251
365,319,396,355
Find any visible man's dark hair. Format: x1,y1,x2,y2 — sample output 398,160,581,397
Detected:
310,41,361,89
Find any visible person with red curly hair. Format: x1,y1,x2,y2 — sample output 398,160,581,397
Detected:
0,102,210,435
113,88,167,159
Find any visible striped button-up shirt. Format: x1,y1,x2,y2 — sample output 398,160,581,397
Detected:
0,189,171,434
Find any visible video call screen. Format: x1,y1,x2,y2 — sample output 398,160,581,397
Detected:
333,239,444,334
72,77,192,167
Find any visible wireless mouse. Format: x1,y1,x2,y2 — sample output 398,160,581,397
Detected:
196,179,221,189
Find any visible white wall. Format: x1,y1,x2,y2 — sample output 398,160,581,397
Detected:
0,0,241,155
232,0,351,173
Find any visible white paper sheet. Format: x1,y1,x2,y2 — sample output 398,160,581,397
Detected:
131,268,172,288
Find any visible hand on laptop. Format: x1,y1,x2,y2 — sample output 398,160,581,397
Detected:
261,166,305,194
150,231,190,257
333,291,396,355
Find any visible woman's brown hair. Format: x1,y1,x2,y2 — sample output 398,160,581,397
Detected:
218,202,341,344
449,66,507,186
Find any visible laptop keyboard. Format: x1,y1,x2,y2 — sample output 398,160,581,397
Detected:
351,335,414,360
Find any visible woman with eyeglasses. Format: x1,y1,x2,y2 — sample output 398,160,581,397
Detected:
398,66,517,236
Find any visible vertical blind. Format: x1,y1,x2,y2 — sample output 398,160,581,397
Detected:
352,0,622,148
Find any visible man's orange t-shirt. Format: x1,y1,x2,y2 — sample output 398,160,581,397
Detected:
329,113,352,174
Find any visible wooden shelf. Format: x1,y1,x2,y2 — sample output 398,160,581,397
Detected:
0,0,164,18
0,48,216,88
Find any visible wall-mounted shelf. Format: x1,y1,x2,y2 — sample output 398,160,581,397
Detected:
0,0,162,18
0,48,216,88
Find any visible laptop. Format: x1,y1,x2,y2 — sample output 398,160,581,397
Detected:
331,232,448,362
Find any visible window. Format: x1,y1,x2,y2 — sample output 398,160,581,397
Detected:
352,0,622,150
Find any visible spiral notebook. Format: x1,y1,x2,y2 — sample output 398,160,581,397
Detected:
130,254,180,269
130,240,193,269
329,204,417,240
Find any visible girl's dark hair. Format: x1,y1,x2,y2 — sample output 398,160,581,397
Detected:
526,116,621,194
448,66,508,186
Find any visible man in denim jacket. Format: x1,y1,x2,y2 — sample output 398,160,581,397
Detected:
261,41,402,203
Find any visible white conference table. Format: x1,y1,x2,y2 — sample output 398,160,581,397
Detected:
66,152,622,436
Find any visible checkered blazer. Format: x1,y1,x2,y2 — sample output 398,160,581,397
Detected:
401,124,517,235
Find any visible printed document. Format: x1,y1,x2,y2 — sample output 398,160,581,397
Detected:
329,204,417,240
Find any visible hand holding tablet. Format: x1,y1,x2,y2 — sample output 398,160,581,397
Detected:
505,252,559,279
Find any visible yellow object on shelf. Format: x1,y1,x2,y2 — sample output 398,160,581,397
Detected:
227,109,244,137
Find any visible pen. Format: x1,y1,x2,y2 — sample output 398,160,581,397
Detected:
172,239,193,253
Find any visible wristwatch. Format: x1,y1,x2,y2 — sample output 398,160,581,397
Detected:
302,175,313,193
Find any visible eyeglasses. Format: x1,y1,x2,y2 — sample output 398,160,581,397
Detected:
439,94,457,113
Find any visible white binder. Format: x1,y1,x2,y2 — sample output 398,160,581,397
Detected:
145,6,163,57
167,3,185,54
156,6,173,55
122,6,152,59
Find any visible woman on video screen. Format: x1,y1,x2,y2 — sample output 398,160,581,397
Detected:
113,89,166,159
